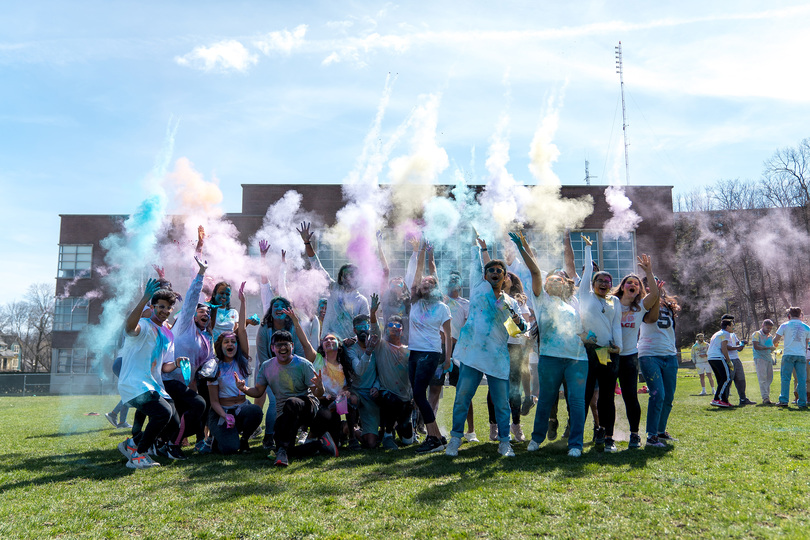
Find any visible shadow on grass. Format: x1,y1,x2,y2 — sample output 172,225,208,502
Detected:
25,427,113,439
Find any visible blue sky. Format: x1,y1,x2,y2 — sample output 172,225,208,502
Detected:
2,1,810,301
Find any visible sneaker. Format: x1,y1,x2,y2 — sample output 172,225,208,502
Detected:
401,434,417,446
415,435,445,453
161,443,188,460
710,399,723,407
604,438,617,453
348,438,362,451
239,438,252,454
658,432,678,442
511,423,525,442
441,436,447,446
320,432,339,457
274,447,288,467
498,441,515,457
594,426,606,447
568,448,582,457
762,398,773,405
646,436,666,448
464,432,479,443
489,424,498,441
638,385,648,394
146,443,161,457
126,451,160,469
382,435,399,450
527,440,540,452
105,412,119,428
520,396,537,416
740,398,756,406
250,426,263,440
445,436,462,456
262,434,275,451
118,438,137,459
628,433,641,449
297,430,308,445
719,401,733,408
195,439,213,454
698,389,707,396
547,418,559,441
777,401,789,408
117,421,133,429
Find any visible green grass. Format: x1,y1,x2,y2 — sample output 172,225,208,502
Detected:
2,366,810,539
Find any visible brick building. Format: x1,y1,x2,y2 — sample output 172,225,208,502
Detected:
51,183,674,394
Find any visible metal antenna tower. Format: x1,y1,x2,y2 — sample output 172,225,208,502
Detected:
584,159,597,185
615,41,630,185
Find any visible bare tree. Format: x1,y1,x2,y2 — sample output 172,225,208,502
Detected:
0,283,54,372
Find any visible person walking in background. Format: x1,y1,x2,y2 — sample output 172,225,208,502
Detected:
751,319,776,405
690,333,714,397
772,307,810,408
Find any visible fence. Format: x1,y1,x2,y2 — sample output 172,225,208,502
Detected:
0,373,52,396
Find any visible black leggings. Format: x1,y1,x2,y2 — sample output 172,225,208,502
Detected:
709,359,733,402
380,391,414,438
595,353,641,436
164,379,206,444
408,350,441,425
128,391,180,454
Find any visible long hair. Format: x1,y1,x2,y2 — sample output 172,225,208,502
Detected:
261,296,293,330
612,273,643,312
336,264,357,290
316,333,354,387
214,332,251,377
411,275,442,303
506,272,527,306
642,276,681,314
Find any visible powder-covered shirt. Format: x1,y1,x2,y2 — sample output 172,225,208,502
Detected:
257,355,317,415
531,292,587,361
577,245,623,352
728,333,741,360
408,299,452,353
751,331,773,362
691,341,709,364
707,329,731,360
212,308,239,342
445,295,470,341
165,273,212,384
256,323,306,362
208,359,247,399
373,335,411,402
619,303,648,355
312,353,346,399
346,342,377,392
776,319,810,357
309,254,370,340
638,304,677,357
118,317,173,404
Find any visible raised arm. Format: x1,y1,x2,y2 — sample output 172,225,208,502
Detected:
510,231,542,297
563,230,576,279
577,234,594,301
297,221,316,258
412,241,427,291
195,225,205,255
377,231,390,283
369,293,380,327
637,254,659,310
174,256,208,337
236,282,249,356
125,278,161,336
282,307,316,361
427,242,437,277
405,235,420,289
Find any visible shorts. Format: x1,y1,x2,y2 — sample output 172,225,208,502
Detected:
695,361,712,375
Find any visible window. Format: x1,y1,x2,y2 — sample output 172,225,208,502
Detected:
55,348,90,374
54,297,90,331
58,245,92,279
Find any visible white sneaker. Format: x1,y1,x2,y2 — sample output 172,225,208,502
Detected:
568,448,582,457
698,389,707,396
445,436,462,456
401,435,417,445
489,424,498,441
127,451,161,469
510,423,525,442
498,441,515,457
527,440,540,452
464,432,479,443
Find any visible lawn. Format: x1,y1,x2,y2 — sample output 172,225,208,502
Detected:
2,363,809,539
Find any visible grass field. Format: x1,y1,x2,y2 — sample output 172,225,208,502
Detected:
2,361,810,539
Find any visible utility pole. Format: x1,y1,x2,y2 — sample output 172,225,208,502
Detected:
615,41,630,185
584,159,597,185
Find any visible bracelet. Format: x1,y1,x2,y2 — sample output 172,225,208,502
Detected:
482,248,488,251
304,242,311,245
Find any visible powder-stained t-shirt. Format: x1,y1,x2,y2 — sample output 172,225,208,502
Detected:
257,355,317,415
372,336,411,402
619,303,648,355
707,329,731,360
408,299,451,353
312,353,346,399
776,319,810,357
346,342,377,392
445,296,470,341
638,304,677,357
751,330,773,362
208,359,247,399
118,317,173,404
212,308,239,342
530,292,586,361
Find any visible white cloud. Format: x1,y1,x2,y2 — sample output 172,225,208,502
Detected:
254,24,307,55
322,32,411,67
175,39,258,72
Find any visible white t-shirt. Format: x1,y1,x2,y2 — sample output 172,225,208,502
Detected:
118,317,173,404
445,296,470,341
727,333,741,360
531,292,587,361
776,319,810,357
408,299,452,353
212,308,238,342
638,304,677,357
619,303,648,355
707,329,731,360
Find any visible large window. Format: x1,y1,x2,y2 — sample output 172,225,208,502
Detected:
54,297,90,331
54,348,90,374
58,245,92,279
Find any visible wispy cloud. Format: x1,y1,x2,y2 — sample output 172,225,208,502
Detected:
175,39,258,72
254,24,308,55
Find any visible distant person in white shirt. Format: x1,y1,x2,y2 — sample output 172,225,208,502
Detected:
772,307,810,408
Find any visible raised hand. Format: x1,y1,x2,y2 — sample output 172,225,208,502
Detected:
407,235,420,252
311,369,324,392
143,278,161,300
234,372,247,393
281,249,286,263
369,293,380,314
581,234,592,247
508,232,522,249
280,307,299,325
365,334,380,352
151,264,165,279
476,237,488,250
238,281,246,302
425,241,434,253
194,255,208,274
247,314,260,326
258,239,270,257
376,230,384,244
297,221,314,243
343,336,357,348
197,225,206,244
637,253,653,274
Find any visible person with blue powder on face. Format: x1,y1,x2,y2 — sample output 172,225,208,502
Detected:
445,232,526,459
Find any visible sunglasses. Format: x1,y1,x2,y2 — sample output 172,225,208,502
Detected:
387,322,403,329
486,267,504,274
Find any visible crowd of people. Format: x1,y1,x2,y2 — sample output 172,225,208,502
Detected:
110,222,684,469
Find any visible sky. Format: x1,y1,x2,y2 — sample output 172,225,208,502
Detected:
2,0,810,302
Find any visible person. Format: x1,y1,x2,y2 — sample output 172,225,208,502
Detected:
599,254,659,452
723,314,755,406
345,313,382,449
507,231,589,458
116,279,183,469
237,329,335,466
298,221,369,340
638,275,680,447
407,240,453,454
445,235,526,458
208,281,239,342
204,282,261,454
443,270,476,442
309,330,354,449
106,354,131,429
751,319,776,405
690,334,714,397
367,293,415,450
160,256,210,452
707,318,737,408
772,307,810,408
578,235,623,448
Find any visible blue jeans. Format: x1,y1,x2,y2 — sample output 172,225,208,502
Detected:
531,356,587,451
638,355,678,438
779,355,807,406
451,363,510,442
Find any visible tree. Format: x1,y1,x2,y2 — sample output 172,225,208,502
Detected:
0,283,54,372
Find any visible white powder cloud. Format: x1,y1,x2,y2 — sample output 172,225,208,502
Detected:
254,24,308,55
